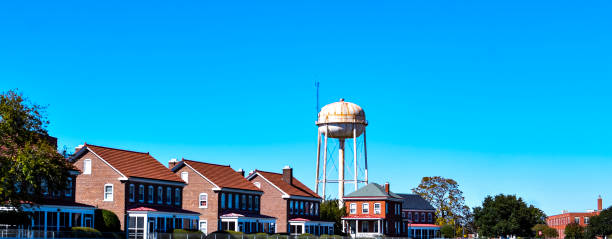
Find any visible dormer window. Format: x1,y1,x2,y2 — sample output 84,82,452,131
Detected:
83,159,91,174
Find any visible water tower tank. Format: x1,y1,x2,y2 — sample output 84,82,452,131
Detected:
316,99,367,138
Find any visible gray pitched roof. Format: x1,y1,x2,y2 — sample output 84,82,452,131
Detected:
397,193,436,211
345,183,403,199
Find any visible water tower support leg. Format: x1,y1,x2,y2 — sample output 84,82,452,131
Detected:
315,132,321,194
338,138,345,205
322,129,328,199
353,127,358,191
364,128,368,185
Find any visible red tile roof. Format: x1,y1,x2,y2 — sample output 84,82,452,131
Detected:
252,170,321,199
85,144,183,183
182,160,261,192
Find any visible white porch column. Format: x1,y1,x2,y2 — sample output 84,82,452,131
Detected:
355,220,359,235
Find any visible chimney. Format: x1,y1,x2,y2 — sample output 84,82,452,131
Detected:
237,168,245,177
385,182,390,194
168,158,178,169
282,166,293,185
598,195,603,211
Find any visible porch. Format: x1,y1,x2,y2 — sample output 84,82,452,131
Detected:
220,213,276,234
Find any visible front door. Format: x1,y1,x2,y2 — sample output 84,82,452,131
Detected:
148,218,156,239
128,215,146,239
199,220,207,235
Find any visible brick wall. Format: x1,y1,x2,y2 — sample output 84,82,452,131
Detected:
74,151,127,229
250,175,288,233
174,165,219,234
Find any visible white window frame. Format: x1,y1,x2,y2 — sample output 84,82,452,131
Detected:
83,159,91,175
350,203,357,214
199,220,207,234
362,203,369,214
374,203,381,214
175,188,181,206
148,186,154,203
181,172,189,183
199,193,208,208
103,184,113,201
254,182,261,188
139,185,145,203
166,187,172,205
157,186,163,204
129,184,135,202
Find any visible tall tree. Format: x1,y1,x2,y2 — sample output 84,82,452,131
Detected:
585,207,612,239
473,194,546,238
0,89,72,208
412,176,470,228
320,199,346,235
564,223,584,239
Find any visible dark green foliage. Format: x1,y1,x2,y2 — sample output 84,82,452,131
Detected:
585,207,612,238
473,194,546,237
0,90,72,208
564,223,584,239
440,224,455,238
0,210,31,225
533,224,558,238
173,229,204,239
94,209,121,232
71,227,102,238
320,199,346,235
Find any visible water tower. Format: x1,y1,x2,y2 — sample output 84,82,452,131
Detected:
315,99,368,205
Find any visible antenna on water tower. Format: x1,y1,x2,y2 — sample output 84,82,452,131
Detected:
315,81,320,114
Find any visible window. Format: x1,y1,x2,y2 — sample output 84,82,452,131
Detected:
199,193,208,208
362,203,369,214
199,220,207,234
428,213,433,223
181,172,188,183
585,217,590,224
41,180,48,195
148,186,154,203
241,194,246,210
221,193,226,209
309,202,314,215
255,196,259,211
300,201,304,215
157,186,163,204
129,184,135,202
166,187,172,205
139,185,145,202
350,203,357,214
408,212,413,221
374,203,381,214
315,203,319,216
414,212,419,222
83,159,91,174
254,182,261,188
421,212,426,222
104,184,113,201
574,217,580,224
235,193,239,209
248,195,253,210
229,193,233,209
290,201,294,214
65,178,73,196
385,203,388,214
175,188,181,205
362,221,369,232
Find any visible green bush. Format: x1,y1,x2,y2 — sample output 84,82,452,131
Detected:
94,209,121,232
173,228,204,239
71,227,102,238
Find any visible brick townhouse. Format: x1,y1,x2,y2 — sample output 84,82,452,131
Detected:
546,196,604,238
341,183,404,238
397,193,440,239
246,166,334,235
71,144,199,239
0,136,95,235
170,159,276,235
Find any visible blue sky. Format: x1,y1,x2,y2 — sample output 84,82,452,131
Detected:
1,0,611,215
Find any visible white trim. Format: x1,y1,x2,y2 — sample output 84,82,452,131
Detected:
362,203,369,214
84,147,128,179
127,210,199,217
199,193,208,208
128,177,185,186
104,184,113,201
350,203,357,214
181,171,189,183
182,162,221,190
199,220,208,234
249,172,289,197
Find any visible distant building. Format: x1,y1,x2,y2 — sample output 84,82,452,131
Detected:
246,166,334,235
546,196,603,238
341,183,404,237
397,193,440,239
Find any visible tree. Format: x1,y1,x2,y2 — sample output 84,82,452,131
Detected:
94,209,121,232
473,194,546,238
564,223,584,239
412,176,470,235
320,199,346,235
0,90,72,208
440,224,455,238
585,207,612,239
533,224,559,238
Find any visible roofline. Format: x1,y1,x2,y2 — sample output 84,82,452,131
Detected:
128,177,185,186
180,161,221,190
248,171,290,197
83,143,150,155
72,145,128,180
214,187,263,195
343,196,403,202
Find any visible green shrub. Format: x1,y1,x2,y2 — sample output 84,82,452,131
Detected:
71,227,102,237
94,209,121,232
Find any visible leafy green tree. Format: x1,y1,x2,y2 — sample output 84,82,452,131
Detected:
320,199,346,235
564,223,584,239
440,224,455,238
473,194,546,237
533,224,559,238
94,209,121,232
585,207,612,239
0,90,72,208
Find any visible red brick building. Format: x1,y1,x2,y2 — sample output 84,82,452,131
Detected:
341,183,404,237
170,159,275,235
397,194,440,239
546,196,604,238
246,166,334,235
71,144,199,239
